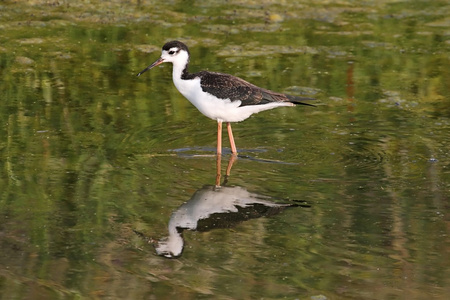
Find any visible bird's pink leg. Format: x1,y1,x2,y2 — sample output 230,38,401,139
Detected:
215,153,222,187
217,121,222,155
227,122,237,154
225,153,237,177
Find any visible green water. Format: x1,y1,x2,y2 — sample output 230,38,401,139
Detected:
1,0,449,299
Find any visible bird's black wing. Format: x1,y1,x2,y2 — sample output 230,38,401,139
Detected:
198,71,264,106
197,71,314,107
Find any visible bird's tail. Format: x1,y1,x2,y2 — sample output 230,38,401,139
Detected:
286,95,316,107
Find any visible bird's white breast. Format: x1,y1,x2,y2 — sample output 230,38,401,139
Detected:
172,75,291,123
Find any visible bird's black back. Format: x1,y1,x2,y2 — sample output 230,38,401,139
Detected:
194,71,314,107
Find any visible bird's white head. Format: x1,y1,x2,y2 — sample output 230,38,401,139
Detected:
137,40,190,77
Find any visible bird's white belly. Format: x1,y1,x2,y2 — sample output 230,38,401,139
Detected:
173,77,292,122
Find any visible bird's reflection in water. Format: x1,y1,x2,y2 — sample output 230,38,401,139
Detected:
136,154,309,258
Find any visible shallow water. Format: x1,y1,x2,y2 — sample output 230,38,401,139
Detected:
1,0,449,299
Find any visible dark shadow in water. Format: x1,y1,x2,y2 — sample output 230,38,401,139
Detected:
135,155,309,258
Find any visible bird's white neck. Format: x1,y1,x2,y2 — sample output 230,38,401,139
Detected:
171,50,190,81
170,50,200,101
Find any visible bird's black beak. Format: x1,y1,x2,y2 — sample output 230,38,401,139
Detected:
137,57,165,77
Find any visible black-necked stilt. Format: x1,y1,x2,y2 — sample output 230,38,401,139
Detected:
137,40,315,155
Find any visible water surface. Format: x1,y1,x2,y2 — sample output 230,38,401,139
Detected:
0,0,449,299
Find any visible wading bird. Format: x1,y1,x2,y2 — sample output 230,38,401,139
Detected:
137,40,315,155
